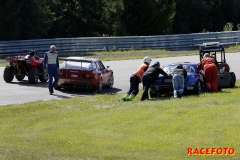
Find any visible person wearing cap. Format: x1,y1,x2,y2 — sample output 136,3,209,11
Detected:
198,53,218,92
172,64,187,98
44,45,59,95
121,56,152,101
140,61,168,101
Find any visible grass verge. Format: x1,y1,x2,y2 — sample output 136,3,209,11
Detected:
0,81,240,159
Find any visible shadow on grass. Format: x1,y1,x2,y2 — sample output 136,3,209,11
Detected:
54,87,122,97
148,91,208,101
149,87,239,101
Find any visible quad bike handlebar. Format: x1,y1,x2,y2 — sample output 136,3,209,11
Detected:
23,49,38,56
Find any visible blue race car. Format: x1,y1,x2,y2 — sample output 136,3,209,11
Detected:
149,62,206,98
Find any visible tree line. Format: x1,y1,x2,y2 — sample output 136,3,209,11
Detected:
0,0,240,41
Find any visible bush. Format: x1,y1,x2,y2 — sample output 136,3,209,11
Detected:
223,22,234,31
237,24,240,30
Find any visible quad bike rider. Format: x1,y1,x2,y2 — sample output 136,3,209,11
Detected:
199,42,236,90
3,50,48,84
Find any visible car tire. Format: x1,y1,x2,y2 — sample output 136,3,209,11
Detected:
3,66,14,83
193,80,202,95
28,67,39,84
107,74,114,88
95,78,103,93
39,73,48,82
229,72,236,88
15,74,25,81
149,90,157,98
54,83,61,90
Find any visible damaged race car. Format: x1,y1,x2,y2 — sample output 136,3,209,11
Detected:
149,62,206,98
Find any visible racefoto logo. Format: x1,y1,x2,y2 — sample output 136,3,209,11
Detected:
187,148,235,156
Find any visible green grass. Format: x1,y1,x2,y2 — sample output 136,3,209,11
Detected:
1,82,240,160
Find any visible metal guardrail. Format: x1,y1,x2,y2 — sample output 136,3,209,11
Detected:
0,31,239,56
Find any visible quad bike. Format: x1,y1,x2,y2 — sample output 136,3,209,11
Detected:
199,42,236,89
3,50,48,84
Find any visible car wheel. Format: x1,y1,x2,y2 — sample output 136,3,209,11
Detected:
54,83,61,90
149,90,157,98
107,74,114,88
28,67,39,84
193,80,202,95
95,78,103,93
3,66,14,83
229,72,236,88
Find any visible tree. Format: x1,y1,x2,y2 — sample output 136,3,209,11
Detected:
173,0,240,33
47,0,105,38
0,0,53,40
115,0,176,36
17,0,53,39
0,0,21,40
173,0,212,33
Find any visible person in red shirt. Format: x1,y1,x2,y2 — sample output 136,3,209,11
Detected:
198,53,218,92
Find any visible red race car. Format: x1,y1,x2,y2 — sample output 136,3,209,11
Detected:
54,57,114,93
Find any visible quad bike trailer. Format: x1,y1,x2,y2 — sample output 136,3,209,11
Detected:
199,42,236,89
3,50,48,84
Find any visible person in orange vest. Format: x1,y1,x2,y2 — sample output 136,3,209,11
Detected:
198,53,218,92
121,56,152,101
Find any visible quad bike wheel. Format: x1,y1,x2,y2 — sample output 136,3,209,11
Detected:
3,66,14,82
15,74,25,81
28,67,39,84
39,72,48,82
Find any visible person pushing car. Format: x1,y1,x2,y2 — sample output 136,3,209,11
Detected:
140,61,168,101
44,45,59,95
197,53,218,92
121,56,152,101
172,64,187,98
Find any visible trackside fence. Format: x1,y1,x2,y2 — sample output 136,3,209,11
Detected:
0,31,239,56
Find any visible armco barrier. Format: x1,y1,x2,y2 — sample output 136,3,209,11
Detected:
0,31,239,56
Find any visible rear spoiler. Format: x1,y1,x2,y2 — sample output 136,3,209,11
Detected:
59,58,93,63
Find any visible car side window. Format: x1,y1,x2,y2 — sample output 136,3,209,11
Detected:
185,66,190,73
90,62,96,70
190,66,195,73
98,61,106,71
95,62,101,70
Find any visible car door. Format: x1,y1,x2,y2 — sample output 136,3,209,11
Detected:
97,61,108,85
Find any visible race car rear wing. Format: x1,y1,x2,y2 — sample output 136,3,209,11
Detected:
59,58,93,63
58,58,96,71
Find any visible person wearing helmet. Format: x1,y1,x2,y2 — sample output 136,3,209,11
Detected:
121,56,151,101
140,61,168,101
197,53,218,92
172,64,187,98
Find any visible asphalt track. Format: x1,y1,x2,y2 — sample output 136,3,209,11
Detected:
0,53,239,105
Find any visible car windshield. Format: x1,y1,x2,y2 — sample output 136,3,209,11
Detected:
60,61,96,71
161,64,196,76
